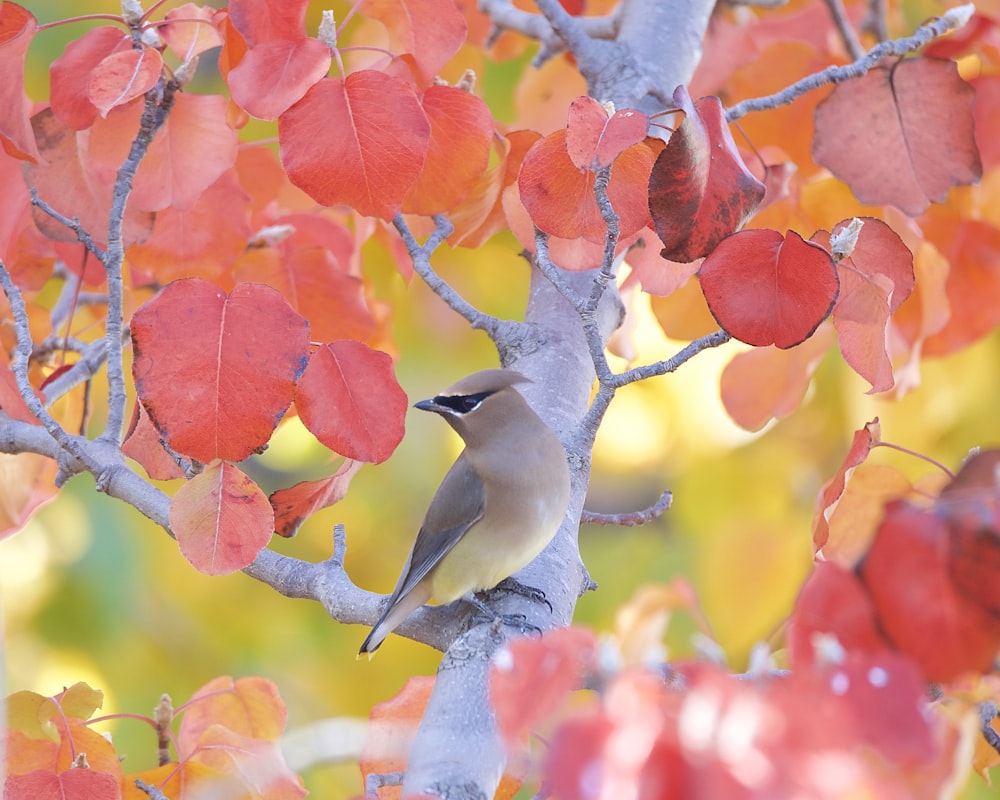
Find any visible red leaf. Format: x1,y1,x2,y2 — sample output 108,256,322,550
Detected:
170,461,274,575
279,72,430,219
49,26,129,130
489,627,598,743
699,228,839,348
787,561,890,669
270,459,363,538
363,0,467,87
649,86,765,262
859,501,1000,682
518,130,654,244
228,37,332,120
24,108,155,247
565,96,648,170
228,0,309,46
84,92,238,212
4,768,120,800
812,219,914,393
812,57,981,216
0,2,40,161
360,676,433,781
131,279,310,463
161,3,223,61
402,85,493,215
177,675,286,755
122,400,186,480
295,340,407,464
87,46,163,118
812,418,880,554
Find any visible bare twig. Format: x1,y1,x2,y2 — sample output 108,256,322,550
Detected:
582,490,673,526
980,701,1000,756
392,214,519,345
39,338,113,406
0,260,101,476
28,188,107,263
725,3,974,121
102,80,179,446
134,779,170,800
823,0,865,60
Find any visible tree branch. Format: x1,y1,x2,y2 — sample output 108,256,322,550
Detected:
725,3,975,121
823,0,865,60
28,188,107,263
582,490,673,526
101,80,178,445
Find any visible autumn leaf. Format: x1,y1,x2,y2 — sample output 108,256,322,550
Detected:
87,46,163,118
699,228,839,348
565,96,648,170
812,57,982,216
228,0,310,45
649,86,765,262
0,2,39,162
720,322,835,431
170,461,275,575
49,25,129,130
812,418,880,555
228,37,332,120
4,768,120,800
402,85,493,215
178,675,287,755
131,279,310,463
122,401,186,481
270,459,363,538
518,129,654,244
294,340,407,464
363,0,467,87
279,71,430,219
160,3,224,61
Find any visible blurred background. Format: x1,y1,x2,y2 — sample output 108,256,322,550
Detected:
5,1,1000,797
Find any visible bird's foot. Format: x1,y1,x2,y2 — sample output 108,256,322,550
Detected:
463,593,543,637
484,577,552,612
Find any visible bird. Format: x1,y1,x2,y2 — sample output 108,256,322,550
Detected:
359,368,571,655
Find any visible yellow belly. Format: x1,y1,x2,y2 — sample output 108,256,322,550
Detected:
428,503,563,602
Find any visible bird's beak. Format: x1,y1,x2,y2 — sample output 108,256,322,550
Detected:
414,398,441,413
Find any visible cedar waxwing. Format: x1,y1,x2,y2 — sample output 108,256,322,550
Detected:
359,369,571,654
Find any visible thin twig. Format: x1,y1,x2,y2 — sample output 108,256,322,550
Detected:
102,80,178,445
582,490,673,526
863,0,889,42
614,329,733,388
392,214,507,339
725,4,974,121
981,701,1000,756
0,261,98,475
823,0,865,60
28,189,107,263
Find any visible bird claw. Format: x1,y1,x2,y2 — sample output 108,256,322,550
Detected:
463,592,544,637
485,577,553,612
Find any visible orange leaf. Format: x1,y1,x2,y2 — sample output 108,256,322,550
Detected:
812,57,981,216
170,461,274,575
87,46,163,118
720,322,834,431
363,0,467,87
360,676,434,791
565,96,648,170
0,2,40,161
187,726,306,799
270,459,363,538
402,85,493,214
161,3,223,61
294,340,407,464
228,37,332,120
131,279,310,463
518,130,654,244
812,418,880,554
49,26,129,130
84,93,238,212
178,676,287,756
699,228,839,348
279,71,430,219
649,87,765,262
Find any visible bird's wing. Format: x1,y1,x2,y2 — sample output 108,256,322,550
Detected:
388,452,485,604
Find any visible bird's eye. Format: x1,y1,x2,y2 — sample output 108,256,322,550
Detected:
459,396,480,412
